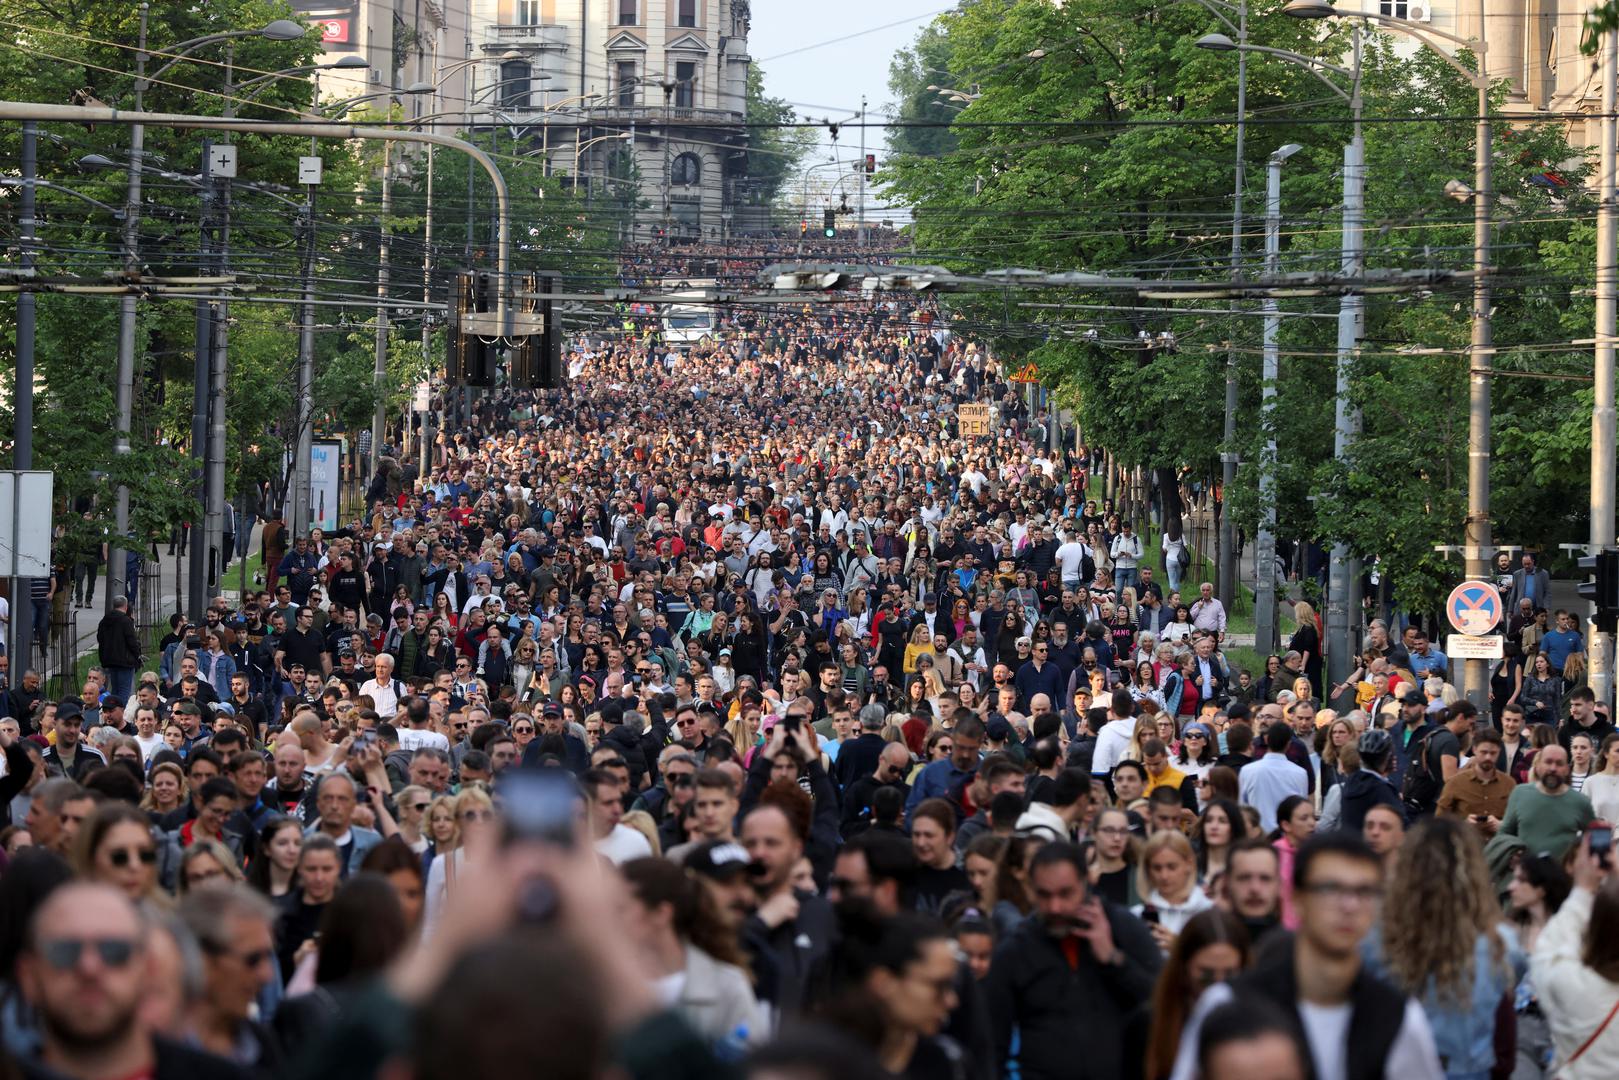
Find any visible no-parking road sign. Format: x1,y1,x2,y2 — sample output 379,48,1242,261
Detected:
1446,579,1504,637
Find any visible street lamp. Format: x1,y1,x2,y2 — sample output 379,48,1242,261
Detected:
1254,142,1304,653
1196,24,1367,686
1286,0,1495,710
573,132,633,197
101,11,312,619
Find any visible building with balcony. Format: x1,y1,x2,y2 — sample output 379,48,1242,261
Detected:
291,0,472,118
467,0,755,239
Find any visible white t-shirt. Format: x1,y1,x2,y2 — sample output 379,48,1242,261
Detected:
135,732,166,763
1054,541,1090,579
397,727,451,753
596,823,654,865
1169,981,1443,1080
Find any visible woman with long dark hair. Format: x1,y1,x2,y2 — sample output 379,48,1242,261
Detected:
1190,798,1246,884
1137,908,1252,1080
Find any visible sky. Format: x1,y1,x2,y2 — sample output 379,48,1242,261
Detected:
747,3,952,175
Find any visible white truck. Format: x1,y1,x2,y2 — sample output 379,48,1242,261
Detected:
660,278,716,351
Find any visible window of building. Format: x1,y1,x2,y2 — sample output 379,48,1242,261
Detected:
616,61,638,107
515,0,541,25
1378,0,1408,16
671,152,701,186
678,0,697,28
499,60,531,109
618,0,637,25
674,61,695,107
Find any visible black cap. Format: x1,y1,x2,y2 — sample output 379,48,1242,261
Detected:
55,699,84,722
1402,689,1427,706
986,715,1014,742
685,840,760,881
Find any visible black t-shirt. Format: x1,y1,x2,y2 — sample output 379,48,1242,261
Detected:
275,896,328,981
1095,865,1133,907
279,628,327,673
915,863,970,916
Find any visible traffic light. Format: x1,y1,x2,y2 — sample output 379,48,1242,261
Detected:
799,219,807,237
865,153,876,174
1578,549,1619,632
448,271,499,387
823,209,836,238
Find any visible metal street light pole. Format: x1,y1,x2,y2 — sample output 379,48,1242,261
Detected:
371,144,392,496
1255,143,1303,655
1197,25,1364,685
1593,28,1618,706
1217,0,1248,618
1286,0,1493,709
13,123,37,665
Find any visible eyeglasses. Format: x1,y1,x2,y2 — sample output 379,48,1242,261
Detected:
514,726,534,734
1095,825,1131,837
410,802,431,813
39,937,139,970
1300,882,1384,906
107,846,158,869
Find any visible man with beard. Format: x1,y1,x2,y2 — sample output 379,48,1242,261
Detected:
1499,743,1593,862
682,839,782,1013
983,842,1161,1080
1224,839,1284,945
738,799,836,1017
16,882,245,1079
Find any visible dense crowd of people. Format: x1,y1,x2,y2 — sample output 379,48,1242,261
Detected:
3,237,1619,1080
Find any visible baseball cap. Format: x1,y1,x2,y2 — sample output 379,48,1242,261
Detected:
986,716,1014,742
684,840,760,881
55,700,83,722
1402,690,1427,706
541,702,563,718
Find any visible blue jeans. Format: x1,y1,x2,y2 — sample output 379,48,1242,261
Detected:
1114,567,1139,595
104,666,134,702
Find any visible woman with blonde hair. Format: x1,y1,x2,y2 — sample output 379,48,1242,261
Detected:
1133,830,1213,951
1370,817,1522,1079
424,786,495,930
902,623,933,674
1288,599,1323,698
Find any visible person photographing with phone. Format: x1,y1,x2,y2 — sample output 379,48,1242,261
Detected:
1530,824,1619,1077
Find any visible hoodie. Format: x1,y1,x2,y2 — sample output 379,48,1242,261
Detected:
1091,718,1137,775
1339,767,1407,833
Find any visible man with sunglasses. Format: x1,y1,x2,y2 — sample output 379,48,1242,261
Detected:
179,885,282,1073
19,883,244,1080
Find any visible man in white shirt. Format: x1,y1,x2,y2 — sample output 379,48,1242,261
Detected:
1241,722,1311,831
1109,520,1143,594
358,653,403,720
1171,833,1442,1080
1090,689,1139,779
1054,530,1093,589
1190,581,1229,640
395,695,450,753
589,767,652,864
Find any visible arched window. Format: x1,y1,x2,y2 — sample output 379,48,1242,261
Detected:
671,152,701,186
499,60,531,109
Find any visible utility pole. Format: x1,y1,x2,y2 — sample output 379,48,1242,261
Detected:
291,138,319,538
421,141,436,479
1592,27,1618,708
188,141,215,621
1216,0,1248,617
857,94,867,247
371,144,392,498
1255,144,1301,656
1326,29,1364,691
106,3,148,614
12,123,37,664
1461,0,1494,712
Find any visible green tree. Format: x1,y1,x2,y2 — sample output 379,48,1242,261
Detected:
744,62,815,207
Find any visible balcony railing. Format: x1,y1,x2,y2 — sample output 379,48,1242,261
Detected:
486,23,569,47
586,103,742,124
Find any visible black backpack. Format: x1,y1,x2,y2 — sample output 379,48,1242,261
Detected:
1401,727,1445,814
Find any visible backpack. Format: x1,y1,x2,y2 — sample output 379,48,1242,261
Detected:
1401,726,1445,813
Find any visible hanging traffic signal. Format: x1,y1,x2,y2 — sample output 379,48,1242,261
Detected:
823,209,836,238
800,219,807,237
1578,550,1619,632
865,153,876,174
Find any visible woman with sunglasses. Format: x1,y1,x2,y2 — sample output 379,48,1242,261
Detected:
73,803,162,905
